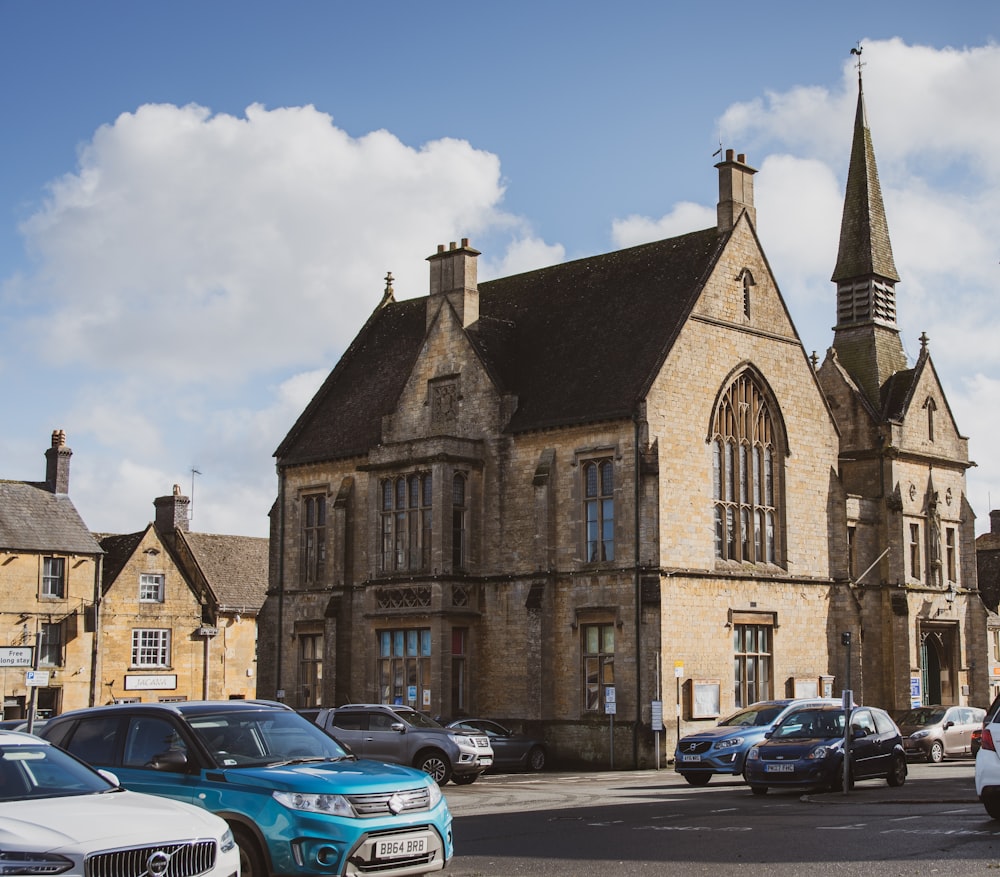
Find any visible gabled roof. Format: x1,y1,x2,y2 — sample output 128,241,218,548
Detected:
277,227,726,466
95,529,147,586
180,532,268,612
0,480,103,555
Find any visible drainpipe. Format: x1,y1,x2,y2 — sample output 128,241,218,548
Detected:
275,467,287,699
633,412,643,768
89,554,103,707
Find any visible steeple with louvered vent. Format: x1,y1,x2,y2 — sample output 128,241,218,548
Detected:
830,68,907,407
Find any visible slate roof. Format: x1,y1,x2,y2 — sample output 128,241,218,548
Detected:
181,532,269,613
277,227,726,467
0,480,103,554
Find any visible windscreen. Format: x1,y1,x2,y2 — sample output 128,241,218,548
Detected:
189,709,350,768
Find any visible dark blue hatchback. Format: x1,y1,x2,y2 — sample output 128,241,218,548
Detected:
743,703,907,795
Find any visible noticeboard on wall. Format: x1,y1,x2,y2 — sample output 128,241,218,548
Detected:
690,680,721,719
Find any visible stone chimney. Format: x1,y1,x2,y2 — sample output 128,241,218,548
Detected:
716,149,757,233
44,429,72,494
154,484,191,534
991,509,1000,536
426,238,480,329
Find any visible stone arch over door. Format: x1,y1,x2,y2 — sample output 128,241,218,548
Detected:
919,624,957,705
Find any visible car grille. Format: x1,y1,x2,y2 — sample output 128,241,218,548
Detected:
87,840,216,877
347,786,432,817
469,735,490,750
678,740,712,755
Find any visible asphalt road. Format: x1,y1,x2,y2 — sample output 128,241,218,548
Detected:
441,760,999,876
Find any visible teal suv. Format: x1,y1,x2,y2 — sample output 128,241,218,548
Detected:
41,700,453,877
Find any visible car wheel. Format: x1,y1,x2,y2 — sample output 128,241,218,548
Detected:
750,785,768,796
887,754,907,787
451,773,478,785
527,746,546,772
415,750,453,785
233,826,267,877
927,741,944,763
983,791,1000,820
683,773,712,786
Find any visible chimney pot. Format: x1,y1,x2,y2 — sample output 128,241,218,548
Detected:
991,509,1000,535
726,148,735,161
449,241,457,250
737,153,746,164
44,430,72,494
437,244,445,253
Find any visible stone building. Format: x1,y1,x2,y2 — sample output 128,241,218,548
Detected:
259,76,986,768
976,511,1000,702
97,488,268,703
0,431,103,719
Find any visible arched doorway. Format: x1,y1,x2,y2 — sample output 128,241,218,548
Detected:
919,625,955,705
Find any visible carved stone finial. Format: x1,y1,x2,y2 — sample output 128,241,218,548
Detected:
919,331,930,351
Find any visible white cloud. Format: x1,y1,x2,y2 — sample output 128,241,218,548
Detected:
612,202,715,249
482,236,566,279
15,103,514,384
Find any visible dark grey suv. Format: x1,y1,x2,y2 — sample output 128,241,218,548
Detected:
316,704,493,785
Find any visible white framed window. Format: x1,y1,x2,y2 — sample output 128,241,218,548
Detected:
131,629,171,667
42,556,65,598
139,573,165,602
38,622,63,666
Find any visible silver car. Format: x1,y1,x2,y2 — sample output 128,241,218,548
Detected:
897,704,985,762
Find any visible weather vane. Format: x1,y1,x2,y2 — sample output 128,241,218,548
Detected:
850,42,865,83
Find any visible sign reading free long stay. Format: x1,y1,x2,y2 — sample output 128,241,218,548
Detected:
0,647,33,667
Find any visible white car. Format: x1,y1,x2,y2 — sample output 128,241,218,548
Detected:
0,729,240,876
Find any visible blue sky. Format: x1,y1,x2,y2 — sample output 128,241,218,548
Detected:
2,1,998,538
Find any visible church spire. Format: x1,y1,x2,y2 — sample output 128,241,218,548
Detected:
830,48,907,407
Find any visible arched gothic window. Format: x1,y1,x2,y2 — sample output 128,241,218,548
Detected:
711,372,780,564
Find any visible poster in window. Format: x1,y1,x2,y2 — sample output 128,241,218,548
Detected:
691,680,721,718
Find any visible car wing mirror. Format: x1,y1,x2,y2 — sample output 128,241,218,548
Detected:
98,768,121,787
391,722,406,733
150,749,188,771
944,721,954,729
763,730,773,739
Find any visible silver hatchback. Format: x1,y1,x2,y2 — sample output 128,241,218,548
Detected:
897,704,985,762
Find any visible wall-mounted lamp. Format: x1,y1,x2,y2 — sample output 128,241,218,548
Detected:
946,583,957,604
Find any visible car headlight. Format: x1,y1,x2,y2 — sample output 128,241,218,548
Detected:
807,745,836,760
746,746,759,761
273,790,356,817
451,734,473,747
220,828,236,854
0,852,73,874
910,729,929,740
716,736,744,750
427,781,443,808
